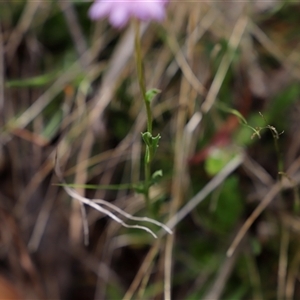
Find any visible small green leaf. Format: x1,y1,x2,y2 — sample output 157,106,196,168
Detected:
151,169,163,184
141,132,161,160
216,102,247,124
145,88,161,103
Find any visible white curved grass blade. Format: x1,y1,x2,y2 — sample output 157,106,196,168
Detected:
55,154,172,238
93,199,172,234
63,185,158,238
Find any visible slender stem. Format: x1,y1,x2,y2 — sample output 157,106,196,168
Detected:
134,21,153,134
144,149,151,212
134,20,153,213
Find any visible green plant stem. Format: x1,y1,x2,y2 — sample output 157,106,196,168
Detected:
134,20,152,134
134,20,152,213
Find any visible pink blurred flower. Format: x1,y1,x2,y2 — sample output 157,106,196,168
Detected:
89,0,169,28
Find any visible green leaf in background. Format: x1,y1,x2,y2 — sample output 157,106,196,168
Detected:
250,236,262,256
6,71,59,88
199,176,244,234
212,176,243,232
106,284,123,300
56,182,134,191
266,83,300,126
224,285,249,300
204,146,240,176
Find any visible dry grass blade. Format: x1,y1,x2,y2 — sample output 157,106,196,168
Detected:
6,62,82,133
165,152,244,232
277,224,289,300
285,250,300,300
123,241,160,300
164,8,204,299
70,130,93,245
201,16,248,113
5,0,41,65
203,235,241,300
62,182,158,238
0,23,3,112
93,199,172,234
227,171,300,258
249,20,300,80
227,183,281,258
59,1,88,67
54,155,172,239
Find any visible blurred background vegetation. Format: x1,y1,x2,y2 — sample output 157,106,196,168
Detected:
1,1,300,299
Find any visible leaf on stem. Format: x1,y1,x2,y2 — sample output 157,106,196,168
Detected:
141,132,161,158
145,88,161,103
151,169,163,185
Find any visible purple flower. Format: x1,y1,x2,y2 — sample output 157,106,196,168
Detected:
89,0,169,28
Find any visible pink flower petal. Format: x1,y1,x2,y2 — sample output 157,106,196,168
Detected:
88,1,112,20
109,8,131,28
88,0,169,28
133,2,165,21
